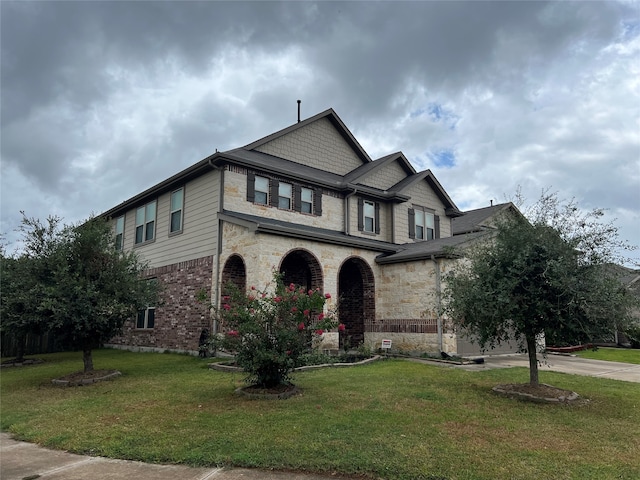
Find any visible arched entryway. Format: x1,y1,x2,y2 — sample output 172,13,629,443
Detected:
279,249,323,292
221,254,246,297
338,257,375,348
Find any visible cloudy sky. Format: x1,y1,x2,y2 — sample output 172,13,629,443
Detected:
2,1,639,265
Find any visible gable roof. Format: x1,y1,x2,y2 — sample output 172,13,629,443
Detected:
452,202,519,235
344,152,415,184
391,169,463,217
243,108,372,166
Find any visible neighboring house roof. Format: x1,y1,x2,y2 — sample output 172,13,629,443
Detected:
452,202,518,235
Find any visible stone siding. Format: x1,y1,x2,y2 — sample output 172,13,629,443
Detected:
224,166,345,232
108,255,214,353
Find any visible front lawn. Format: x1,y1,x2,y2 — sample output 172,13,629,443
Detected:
574,346,640,364
1,349,638,480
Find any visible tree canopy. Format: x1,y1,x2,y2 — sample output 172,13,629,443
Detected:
443,192,637,386
2,214,159,372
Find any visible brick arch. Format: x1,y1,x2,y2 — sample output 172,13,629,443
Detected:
338,256,375,347
278,249,323,293
221,254,246,297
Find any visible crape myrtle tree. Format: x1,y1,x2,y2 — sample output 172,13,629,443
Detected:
443,191,637,386
48,216,159,373
204,272,339,388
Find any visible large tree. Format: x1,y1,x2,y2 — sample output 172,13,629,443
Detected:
0,216,61,362
47,216,159,372
443,192,637,386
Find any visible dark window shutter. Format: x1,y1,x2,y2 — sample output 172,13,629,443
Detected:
434,215,440,239
313,188,322,216
247,172,255,202
408,208,415,239
269,179,279,207
357,198,364,231
374,202,380,234
293,185,302,212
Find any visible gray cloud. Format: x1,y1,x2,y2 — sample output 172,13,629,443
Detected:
1,1,638,263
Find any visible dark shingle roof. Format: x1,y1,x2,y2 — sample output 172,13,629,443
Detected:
374,232,487,264
452,203,517,235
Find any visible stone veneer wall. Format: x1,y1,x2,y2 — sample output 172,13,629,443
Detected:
107,255,214,354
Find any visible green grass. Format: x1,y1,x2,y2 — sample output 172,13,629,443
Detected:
1,349,639,480
574,346,640,364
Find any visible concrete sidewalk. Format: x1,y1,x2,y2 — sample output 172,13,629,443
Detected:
0,433,351,480
419,353,640,383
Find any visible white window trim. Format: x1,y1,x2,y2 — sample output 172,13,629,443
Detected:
136,306,155,329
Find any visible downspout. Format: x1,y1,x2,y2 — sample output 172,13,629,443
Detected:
344,186,358,235
432,254,443,353
208,157,224,337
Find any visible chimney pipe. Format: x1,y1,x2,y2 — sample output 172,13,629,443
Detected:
297,100,301,123
490,199,493,206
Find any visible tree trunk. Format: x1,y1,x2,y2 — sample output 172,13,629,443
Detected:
15,333,26,363
526,333,539,386
83,348,94,373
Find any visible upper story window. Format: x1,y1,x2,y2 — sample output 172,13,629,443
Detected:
300,187,313,214
278,182,293,210
409,207,439,241
247,172,322,216
358,198,380,234
135,200,156,245
254,175,269,205
114,215,125,251
170,188,184,234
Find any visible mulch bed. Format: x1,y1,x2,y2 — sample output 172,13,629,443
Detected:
0,358,44,368
51,369,121,386
493,383,581,404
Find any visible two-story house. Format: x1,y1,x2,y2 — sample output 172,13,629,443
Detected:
104,108,494,356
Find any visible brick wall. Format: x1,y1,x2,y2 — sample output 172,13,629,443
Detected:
108,255,214,354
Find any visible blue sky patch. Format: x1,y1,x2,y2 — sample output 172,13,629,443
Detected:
429,148,456,168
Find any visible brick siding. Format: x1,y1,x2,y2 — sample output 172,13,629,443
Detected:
108,255,214,353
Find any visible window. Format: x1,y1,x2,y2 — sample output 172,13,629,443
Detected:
254,176,269,205
247,173,322,216
136,307,155,329
135,200,156,244
170,188,184,233
409,207,439,240
136,278,157,329
114,216,124,251
300,187,313,214
358,198,380,234
278,182,293,210
364,201,375,232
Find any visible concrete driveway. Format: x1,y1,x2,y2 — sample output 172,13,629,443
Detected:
455,353,640,383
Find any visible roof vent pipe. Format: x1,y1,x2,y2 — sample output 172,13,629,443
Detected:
490,199,493,206
297,100,301,123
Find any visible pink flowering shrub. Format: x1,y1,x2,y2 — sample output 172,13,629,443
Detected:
209,272,338,387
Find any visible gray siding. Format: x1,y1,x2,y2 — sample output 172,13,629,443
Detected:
120,170,220,268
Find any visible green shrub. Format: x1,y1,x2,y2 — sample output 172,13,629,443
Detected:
207,272,339,387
